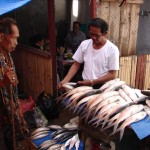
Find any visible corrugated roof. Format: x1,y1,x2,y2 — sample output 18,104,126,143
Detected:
0,0,31,15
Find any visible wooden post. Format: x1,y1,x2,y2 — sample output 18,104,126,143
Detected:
47,0,57,97
90,0,96,18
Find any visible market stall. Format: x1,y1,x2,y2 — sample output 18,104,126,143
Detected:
56,79,150,149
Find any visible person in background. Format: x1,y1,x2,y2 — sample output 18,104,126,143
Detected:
65,21,86,53
0,17,24,150
58,18,119,89
30,33,45,50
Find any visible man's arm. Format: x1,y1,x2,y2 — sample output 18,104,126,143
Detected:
77,70,118,86
58,61,81,88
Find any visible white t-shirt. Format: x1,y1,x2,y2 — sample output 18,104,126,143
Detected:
73,39,119,80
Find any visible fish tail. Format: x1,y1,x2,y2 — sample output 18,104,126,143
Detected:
119,128,124,141
112,123,118,135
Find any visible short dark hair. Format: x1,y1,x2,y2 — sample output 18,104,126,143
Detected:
0,17,17,34
73,21,81,27
88,18,108,35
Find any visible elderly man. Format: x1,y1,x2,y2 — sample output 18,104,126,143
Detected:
0,17,23,150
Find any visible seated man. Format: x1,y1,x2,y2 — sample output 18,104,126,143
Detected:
65,21,86,53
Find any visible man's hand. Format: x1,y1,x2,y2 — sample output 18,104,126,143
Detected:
77,80,92,86
3,67,18,86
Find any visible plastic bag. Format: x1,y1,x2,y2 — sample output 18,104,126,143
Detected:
33,106,48,127
37,91,59,120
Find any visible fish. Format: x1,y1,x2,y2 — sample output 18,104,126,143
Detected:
122,84,138,102
99,78,120,91
47,144,62,150
104,80,126,92
119,89,133,103
31,130,49,139
92,95,121,117
48,125,62,130
75,138,80,150
40,140,56,149
134,95,149,103
146,100,150,107
64,138,72,148
115,111,147,141
112,104,144,134
65,82,77,86
31,133,49,140
68,134,79,150
62,84,74,91
60,145,66,150
31,127,50,136
64,86,93,99
73,94,99,114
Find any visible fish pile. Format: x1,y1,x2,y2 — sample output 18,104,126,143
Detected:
57,79,150,140
30,117,81,150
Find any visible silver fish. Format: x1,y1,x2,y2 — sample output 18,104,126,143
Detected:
31,127,50,136
119,89,133,103
112,104,144,134
31,133,49,140
115,111,147,141
99,78,120,91
104,80,126,92
31,130,49,139
122,84,138,102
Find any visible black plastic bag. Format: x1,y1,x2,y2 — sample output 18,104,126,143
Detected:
36,91,59,120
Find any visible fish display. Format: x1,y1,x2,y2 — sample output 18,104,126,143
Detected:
57,79,150,141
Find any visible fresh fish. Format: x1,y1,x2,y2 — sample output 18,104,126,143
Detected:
60,145,66,150
92,95,121,117
115,111,147,141
65,82,77,86
75,138,80,150
99,78,120,91
31,127,50,136
64,86,93,99
31,130,49,139
134,95,148,103
48,125,62,130
134,89,144,98
31,133,49,140
112,104,144,134
47,144,62,150
68,134,79,150
62,84,74,91
119,89,133,103
88,91,119,111
104,80,126,92
73,94,99,114
40,140,56,149
64,138,72,148
146,100,150,107
70,116,79,124
122,84,138,102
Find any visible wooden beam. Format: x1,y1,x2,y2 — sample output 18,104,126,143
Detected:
47,0,57,97
101,0,143,4
90,0,96,18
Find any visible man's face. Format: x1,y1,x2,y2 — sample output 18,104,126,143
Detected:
89,26,106,45
1,24,19,52
73,23,80,33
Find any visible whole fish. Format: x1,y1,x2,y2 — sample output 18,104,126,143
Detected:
104,80,126,92
99,78,120,91
40,140,56,150
31,127,50,136
119,89,133,103
115,111,147,141
31,133,49,140
68,134,79,150
62,84,74,91
112,104,144,134
122,85,138,102
31,130,49,139
64,86,93,99
47,144,62,150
